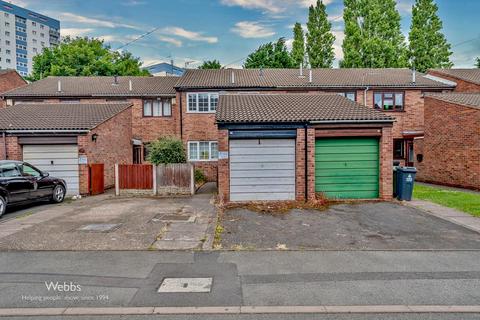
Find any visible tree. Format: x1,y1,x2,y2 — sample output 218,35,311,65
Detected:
306,0,335,68
341,0,408,68
147,137,186,165
198,60,222,69
408,0,452,72
476,57,480,68
291,22,306,68
28,37,149,81
244,38,294,69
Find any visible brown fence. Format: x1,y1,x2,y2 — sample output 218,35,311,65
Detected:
156,163,194,195
117,164,153,190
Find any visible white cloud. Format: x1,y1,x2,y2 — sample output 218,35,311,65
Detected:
332,30,345,61
58,12,140,29
397,0,414,14
285,38,294,51
156,35,183,47
221,0,334,14
61,28,93,37
122,0,146,6
161,27,218,43
231,21,275,38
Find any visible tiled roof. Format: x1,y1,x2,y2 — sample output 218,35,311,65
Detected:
216,94,394,123
429,68,480,85
426,93,480,110
0,102,132,131
176,68,453,89
3,76,178,97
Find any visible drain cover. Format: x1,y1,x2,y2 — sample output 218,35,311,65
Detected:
157,278,212,293
152,214,195,223
78,223,121,232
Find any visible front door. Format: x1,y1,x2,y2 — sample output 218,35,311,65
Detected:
406,140,414,167
133,145,142,164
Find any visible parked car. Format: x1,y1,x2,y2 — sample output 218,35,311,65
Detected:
0,160,67,217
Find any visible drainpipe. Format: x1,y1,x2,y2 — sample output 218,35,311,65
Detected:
2,132,6,160
364,86,370,106
179,92,183,140
304,124,308,202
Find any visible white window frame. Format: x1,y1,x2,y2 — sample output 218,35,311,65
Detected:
186,92,218,113
188,141,218,161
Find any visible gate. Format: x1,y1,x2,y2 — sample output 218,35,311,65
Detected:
89,164,105,195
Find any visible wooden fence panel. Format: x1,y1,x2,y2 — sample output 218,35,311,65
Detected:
156,163,193,195
118,164,153,190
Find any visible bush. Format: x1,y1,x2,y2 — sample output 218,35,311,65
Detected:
147,137,186,164
194,169,206,184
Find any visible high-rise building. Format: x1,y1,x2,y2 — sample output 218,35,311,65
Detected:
0,0,59,77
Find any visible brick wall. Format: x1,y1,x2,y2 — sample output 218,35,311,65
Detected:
427,71,480,93
295,128,306,201
415,97,480,190
0,136,21,160
179,91,219,181
78,107,133,194
379,126,394,199
217,129,229,202
0,71,27,107
306,128,316,201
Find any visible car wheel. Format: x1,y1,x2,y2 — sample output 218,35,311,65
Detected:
52,185,66,203
0,196,6,217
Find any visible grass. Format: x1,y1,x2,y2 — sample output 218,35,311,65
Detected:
413,184,480,217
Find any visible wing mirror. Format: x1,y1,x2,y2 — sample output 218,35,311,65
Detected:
41,172,50,178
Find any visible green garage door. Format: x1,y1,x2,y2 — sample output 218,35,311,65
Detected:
315,137,379,199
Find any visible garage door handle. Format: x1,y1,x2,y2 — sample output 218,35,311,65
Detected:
51,161,54,165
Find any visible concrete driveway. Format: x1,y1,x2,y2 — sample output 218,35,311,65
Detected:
0,184,217,250
219,202,480,250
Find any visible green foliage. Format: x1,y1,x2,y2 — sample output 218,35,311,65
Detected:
28,37,150,81
306,0,335,68
408,0,452,72
198,59,222,69
244,38,294,69
341,0,408,68
291,22,306,68
194,169,206,184
476,57,480,68
147,137,186,165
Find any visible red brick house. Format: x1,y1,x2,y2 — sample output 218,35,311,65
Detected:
0,69,27,106
175,68,454,182
2,76,179,163
216,93,394,202
415,93,480,190
0,102,133,195
427,69,480,93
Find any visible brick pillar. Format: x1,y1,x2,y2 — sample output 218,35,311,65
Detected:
77,136,89,195
5,136,22,160
306,127,316,201
295,128,306,201
379,126,393,200
217,129,230,203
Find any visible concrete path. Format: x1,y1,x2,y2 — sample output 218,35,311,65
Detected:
407,200,480,234
0,251,479,318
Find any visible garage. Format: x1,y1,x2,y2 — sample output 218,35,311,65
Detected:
23,144,80,196
229,138,296,201
315,137,379,199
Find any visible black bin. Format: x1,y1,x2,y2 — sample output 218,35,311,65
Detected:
395,167,417,201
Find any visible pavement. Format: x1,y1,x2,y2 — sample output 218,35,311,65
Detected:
0,250,480,318
219,202,480,250
0,183,217,250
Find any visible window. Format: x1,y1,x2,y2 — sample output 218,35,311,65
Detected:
393,139,405,159
6,58,10,63
40,24,44,29
337,92,356,101
32,21,36,26
6,49,10,54
32,30,36,35
143,98,172,117
0,163,21,177
4,22,9,27
188,141,218,161
374,92,404,111
5,31,9,36
187,92,218,113
19,163,41,177
40,33,44,38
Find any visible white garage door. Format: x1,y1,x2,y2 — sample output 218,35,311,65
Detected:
229,139,296,201
23,144,79,196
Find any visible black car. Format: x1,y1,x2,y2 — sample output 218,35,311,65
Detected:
0,160,67,217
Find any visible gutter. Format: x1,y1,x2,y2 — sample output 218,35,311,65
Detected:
4,129,90,134
310,119,394,124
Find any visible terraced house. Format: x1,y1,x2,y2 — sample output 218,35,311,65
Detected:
0,68,456,200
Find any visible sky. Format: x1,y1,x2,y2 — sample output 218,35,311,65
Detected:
8,0,480,69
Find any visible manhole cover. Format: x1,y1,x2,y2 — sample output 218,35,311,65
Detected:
77,223,121,232
158,278,212,293
152,214,195,223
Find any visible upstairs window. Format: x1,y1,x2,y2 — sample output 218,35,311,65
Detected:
143,98,172,117
374,92,404,111
187,92,218,113
337,92,356,101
